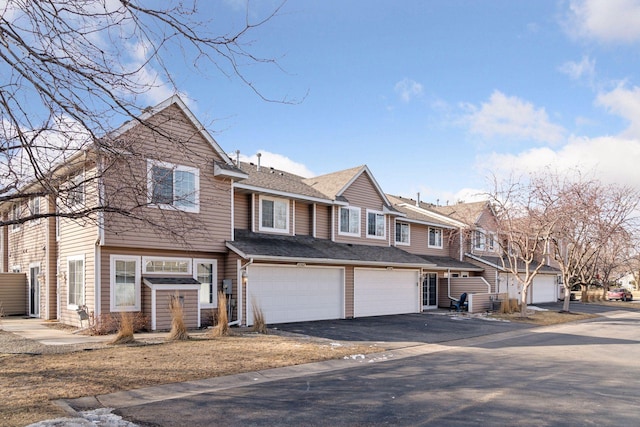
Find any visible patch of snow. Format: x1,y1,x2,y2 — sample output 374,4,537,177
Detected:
26,408,138,427
330,342,342,347
343,354,365,360
527,305,548,311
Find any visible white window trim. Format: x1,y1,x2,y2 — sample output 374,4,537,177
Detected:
68,172,86,209
67,254,85,309
338,206,361,237
147,160,200,214
474,230,486,251
395,221,410,246
11,203,20,232
428,227,443,249
110,255,141,312
142,256,192,275
258,195,290,233
194,259,218,308
487,232,496,251
366,210,386,240
28,196,41,225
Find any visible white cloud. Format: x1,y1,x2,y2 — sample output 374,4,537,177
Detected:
479,135,640,191
596,83,640,138
565,0,640,43
464,91,566,144
559,55,596,82
239,150,315,178
394,78,424,102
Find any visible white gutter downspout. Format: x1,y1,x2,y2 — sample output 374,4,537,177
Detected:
447,268,452,299
229,258,253,326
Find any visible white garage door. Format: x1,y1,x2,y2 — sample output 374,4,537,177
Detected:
354,269,420,317
247,265,344,325
530,275,557,304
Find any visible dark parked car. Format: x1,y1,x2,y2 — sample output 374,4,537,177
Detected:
607,288,634,301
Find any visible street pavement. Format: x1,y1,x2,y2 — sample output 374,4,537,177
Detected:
57,304,640,426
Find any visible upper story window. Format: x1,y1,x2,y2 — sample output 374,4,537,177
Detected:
474,230,486,251
68,173,85,207
366,210,386,239
395,222,410,245
29,196,41,224
143,256,191,275
487,232,495,251
428,227,443,248
10,203,20,231
339,206,360,236
259,196,289,232
148,160,199,213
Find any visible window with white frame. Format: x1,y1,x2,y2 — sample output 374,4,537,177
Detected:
487,232,495,251
259,196,289,232
28,196,41,225
110,256,141,311
428,227,443,248
194,259,217,307
474,230,486,250
143,257,191,274
395,222,410,245
148,160,199,213
366,210,385,239
68,173,85,207
67,255,85,307
339,206,360,236
11,203,20,231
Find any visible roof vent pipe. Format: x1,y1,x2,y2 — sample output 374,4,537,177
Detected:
257,152,261,171
235,149,240,165
416,192,420,207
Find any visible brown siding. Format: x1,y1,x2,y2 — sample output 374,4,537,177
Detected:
233,193,251,231
294,201,312,236
0,273,27,315
344,266,354,318
334,173,390,247
437,277,492,308
315,204,331,240
102,103,233,253
154,289,198,331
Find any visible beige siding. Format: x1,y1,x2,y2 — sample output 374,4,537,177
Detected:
315,204,331,240
0,273,27,315
344,266,354,318
334,173,390,246
233,193,251,231
101,103,233,253
1,220,7,272
154,289,198,331
225,252,241,323
437,277,492,308
465,257,499,291
397,222,452,257
294,201,312,236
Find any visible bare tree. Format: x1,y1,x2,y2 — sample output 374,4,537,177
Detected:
0,0,289,229
488,174,559,316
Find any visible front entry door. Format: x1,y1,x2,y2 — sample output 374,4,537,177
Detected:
422,273,437,310
29,266,40,317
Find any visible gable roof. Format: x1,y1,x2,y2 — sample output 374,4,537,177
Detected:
430,201,490,226
234,162,333,203
228,229,436,268
386,194,464,228
303,165,393,207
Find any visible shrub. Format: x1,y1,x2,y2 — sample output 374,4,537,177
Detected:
167,292,190,341
251,298,268,334
108,312,136,345
210,291,230,337
90,312,148,335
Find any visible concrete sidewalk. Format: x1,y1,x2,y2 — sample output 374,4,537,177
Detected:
1,316,110,345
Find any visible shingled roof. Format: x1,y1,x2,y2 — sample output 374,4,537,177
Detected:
417,255,484,271
235,162,331,201
228,229,436,267
467,254,560,274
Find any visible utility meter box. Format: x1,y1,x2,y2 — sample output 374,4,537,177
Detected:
222,279,233,295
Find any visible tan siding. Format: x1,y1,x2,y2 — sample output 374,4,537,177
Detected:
294,201,311,236
334,173,390,246
225,252,241,323
437,277,492,308
0,273,27,315
344,266,354,318
315,205,331,240
101,103,233,253
233,193,251,231
155,289,198,331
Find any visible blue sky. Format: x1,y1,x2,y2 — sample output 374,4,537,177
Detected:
145,0,640,204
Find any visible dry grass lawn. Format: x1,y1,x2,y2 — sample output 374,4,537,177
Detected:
0,333,382,427
490,309,599,326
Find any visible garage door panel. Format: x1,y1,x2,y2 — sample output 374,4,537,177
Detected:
354,269,419,317
532,275,556,304
248,266,344,325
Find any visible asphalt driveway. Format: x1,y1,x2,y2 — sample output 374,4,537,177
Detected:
272,310,534,345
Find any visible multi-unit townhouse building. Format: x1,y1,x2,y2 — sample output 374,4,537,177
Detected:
0,95,560,330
